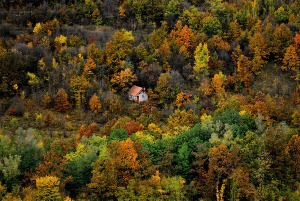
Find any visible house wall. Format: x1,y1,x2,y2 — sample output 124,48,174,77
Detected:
137,91,148,102
128,94,138,101
128,91,148,102
129,95,134,101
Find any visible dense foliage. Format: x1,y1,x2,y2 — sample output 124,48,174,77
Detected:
1,0,300,200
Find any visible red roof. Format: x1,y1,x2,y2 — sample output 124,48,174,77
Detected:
128,85,144,96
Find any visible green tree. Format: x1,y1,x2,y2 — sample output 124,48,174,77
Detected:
175,143,191,178
154,73,179,104
165,0,180,17
148,22,168,53
108,128,129,142
64,136,102,197
206,0,225,13
0,135,15,159
0,155,21,190
14,128,44,180
274,6,289,24
201,16,222,38
172,123,212,180
179,6,202,30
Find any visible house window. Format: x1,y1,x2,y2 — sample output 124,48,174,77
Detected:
142,95,144,98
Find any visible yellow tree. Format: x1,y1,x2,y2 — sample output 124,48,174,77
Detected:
54,35,67,52
33,23,47,35
249,32,269,60
249,32,269,74
70,75,91,110
227,21,243,43
148,22,168,53
231,44,243,65
194,43,210,75
92,8,102,25
166,109,199,133
252,52,266,75
119,5,126,19
270,24,293,62
169,20,182,41
87,43,101,64
103,30,134,74
282,45,300,71
211,73,224,94
36,176,61,201
111,68,138,93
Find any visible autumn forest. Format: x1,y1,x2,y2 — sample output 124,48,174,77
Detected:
0,0,300,200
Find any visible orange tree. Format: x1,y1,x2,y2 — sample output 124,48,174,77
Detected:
31,140,71,189
54,89,71,113
88,139,140,199
89,93,101,113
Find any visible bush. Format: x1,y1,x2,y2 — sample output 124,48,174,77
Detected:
9,108,16,116
214,108,257,138
10,118,18,126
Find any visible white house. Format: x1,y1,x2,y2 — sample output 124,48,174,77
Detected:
128,85,148,103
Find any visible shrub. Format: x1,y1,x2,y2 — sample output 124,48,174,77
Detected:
9,108,16,116
10,118,18,126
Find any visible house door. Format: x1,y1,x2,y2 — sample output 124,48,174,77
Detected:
137,96,139,103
